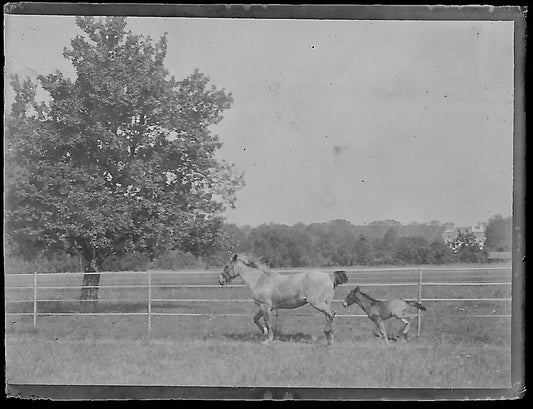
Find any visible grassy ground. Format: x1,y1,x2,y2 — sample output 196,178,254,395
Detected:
5,310,512,388
5,335,511,388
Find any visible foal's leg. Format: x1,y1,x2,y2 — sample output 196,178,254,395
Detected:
399,318,411,340
395,311,416,340
373,317,389,345
253,309,267,336
400,313,418,340
310,301,336,345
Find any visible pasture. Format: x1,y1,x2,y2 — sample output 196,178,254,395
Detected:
5,264,512,388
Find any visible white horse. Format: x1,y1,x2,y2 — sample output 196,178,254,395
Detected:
219,254,348,344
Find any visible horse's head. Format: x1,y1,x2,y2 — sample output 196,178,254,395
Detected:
219,254,240,285
342,286,361,307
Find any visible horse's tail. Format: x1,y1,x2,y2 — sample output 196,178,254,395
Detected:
406,300,427,311
330,270,348,288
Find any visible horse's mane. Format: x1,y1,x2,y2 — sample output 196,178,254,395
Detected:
358,289,379,303
238,254,272,273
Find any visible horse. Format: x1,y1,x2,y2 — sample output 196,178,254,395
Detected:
219,254,348,345
342,286,426,345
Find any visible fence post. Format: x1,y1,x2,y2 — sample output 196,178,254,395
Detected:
147,270,152,334
33,272,37,329
417,265,422,337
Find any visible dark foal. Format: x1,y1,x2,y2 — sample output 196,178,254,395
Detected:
343,286,426,345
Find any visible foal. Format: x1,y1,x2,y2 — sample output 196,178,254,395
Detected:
343,286,426,345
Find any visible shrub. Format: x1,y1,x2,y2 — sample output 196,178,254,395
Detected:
104,252,151,271
4,254,82,273
151,250,205,270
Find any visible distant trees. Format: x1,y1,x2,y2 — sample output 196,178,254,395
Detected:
224,218,508,267
369,219,402,227
425,240,454,264
220,220,460,267
312,220,359,266
248,224,311,267
395,237,428,265
484,215,512,251
354,234,374,266
381,228,400,252
5,215,499,271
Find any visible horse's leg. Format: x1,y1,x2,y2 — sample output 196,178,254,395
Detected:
260,303,274,344
253,309,267,336
310,301,336,345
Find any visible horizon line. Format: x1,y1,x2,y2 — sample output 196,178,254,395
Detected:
223,215,511,229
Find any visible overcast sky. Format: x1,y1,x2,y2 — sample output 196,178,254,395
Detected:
5,15,514,227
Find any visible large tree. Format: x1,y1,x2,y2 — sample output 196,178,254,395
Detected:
5,17,244,298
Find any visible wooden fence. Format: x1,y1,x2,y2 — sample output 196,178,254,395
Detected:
4,265,512,337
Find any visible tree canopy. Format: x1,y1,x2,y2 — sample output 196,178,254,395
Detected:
5,16,244,269
227,220,454,267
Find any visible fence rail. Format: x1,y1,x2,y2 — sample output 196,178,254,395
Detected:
3,282,512,290
5,265,510,276
5,265,512,337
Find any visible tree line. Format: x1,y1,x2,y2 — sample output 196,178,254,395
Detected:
217,216,511,268
5,215,512,273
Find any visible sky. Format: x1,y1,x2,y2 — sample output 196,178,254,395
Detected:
4,15,515,228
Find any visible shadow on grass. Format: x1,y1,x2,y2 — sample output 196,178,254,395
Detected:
220,331,316,343
24,301,148,314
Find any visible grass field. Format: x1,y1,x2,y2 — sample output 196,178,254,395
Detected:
5,264,514,389
5,336,510,388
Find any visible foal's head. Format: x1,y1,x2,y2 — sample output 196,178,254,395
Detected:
343,286,363,308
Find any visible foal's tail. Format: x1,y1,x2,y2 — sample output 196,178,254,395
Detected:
406,300,427,311
330,270,348,288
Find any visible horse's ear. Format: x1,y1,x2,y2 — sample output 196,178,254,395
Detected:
232,254,238,262
355,286,360,292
